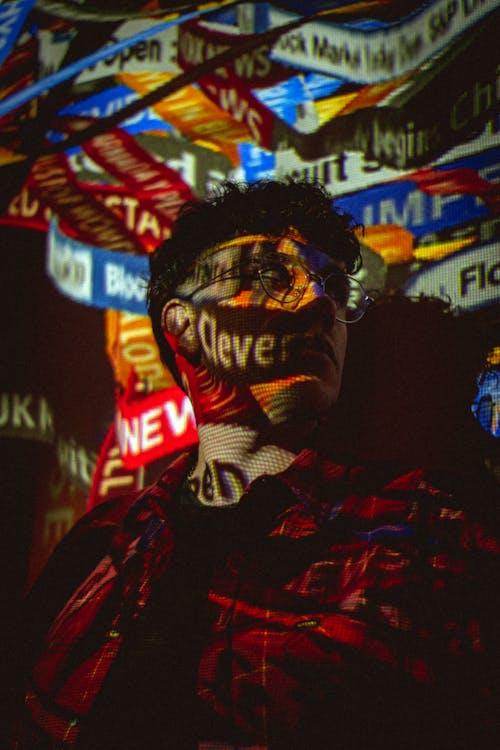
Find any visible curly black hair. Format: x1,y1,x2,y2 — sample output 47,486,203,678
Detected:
147,178,362,385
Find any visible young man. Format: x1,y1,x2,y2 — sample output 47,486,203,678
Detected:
14,181,499,749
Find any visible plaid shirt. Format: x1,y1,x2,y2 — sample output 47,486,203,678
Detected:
14,450,500,749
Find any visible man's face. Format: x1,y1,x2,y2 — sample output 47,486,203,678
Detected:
168,236,348,423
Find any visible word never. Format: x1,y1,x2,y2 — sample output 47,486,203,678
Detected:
198,310,294,372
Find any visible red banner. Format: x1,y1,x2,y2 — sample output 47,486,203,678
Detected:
86,184,172,251
405,166,500,198
87,422,143,511
116,380,198,470
27,152,144,253
0,181,172,251
198,72,276,150
59,117,194,228
177,20,291,89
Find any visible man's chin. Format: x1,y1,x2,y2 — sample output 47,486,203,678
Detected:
250,374,338,425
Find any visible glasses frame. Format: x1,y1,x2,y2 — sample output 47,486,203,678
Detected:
182,252,373,324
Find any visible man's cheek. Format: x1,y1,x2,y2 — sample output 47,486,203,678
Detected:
195,307,290,383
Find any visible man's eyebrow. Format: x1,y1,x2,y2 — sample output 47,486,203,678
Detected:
326,262,347,274
312,256,347,275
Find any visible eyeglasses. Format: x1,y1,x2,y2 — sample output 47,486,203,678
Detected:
183,252,372,323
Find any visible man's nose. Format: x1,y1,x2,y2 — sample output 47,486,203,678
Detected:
295,286,337,327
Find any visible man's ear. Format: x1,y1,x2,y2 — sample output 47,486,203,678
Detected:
161,298,199,356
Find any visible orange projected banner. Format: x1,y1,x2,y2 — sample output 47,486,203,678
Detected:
105,309,173,392
119,71,250,164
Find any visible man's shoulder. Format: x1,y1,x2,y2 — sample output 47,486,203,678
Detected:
23,453,192,648
317,457,500,547
27,453,191,590
73,449,193,537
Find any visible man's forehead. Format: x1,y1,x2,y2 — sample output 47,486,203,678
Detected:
192,234,344,271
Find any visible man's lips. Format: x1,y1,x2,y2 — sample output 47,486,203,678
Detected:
291,335,338,366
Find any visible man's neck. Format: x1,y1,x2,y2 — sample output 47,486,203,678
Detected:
186,421,316,506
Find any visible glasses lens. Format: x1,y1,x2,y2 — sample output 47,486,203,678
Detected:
258,258,305,302
325,273,366,322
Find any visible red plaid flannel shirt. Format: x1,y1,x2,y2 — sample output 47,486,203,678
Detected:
14,450,500,749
